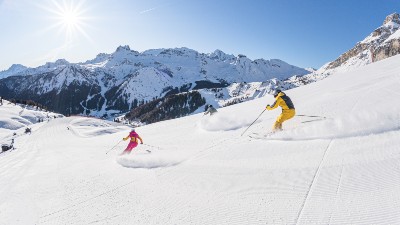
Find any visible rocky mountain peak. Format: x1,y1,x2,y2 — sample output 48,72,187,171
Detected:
113,45,140,58
116,45,131,52
55,59,70,65
209,49,235,61
0,64,28,79
318,13,400,75
383,13,400,25
43,59,70,69
8,64,28,71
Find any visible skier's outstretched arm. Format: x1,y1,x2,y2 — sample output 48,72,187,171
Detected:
137,136,144,144
266,98,282,110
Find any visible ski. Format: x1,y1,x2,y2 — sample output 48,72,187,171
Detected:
301,118,326,123
248,132,276,140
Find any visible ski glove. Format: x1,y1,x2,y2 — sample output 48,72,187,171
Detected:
123,137,128,141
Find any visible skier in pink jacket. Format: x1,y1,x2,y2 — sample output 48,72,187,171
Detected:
121,129,143,155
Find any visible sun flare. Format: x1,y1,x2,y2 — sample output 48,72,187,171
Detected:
41,0,92,43
62,10,79,27
55,2,84,38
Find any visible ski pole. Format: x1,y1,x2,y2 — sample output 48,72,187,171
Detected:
241,109,266,136
106,140,123,154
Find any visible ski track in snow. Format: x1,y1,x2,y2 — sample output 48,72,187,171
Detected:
295,139,334,224
295,133,400,224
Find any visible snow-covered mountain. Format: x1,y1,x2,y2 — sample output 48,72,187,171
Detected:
1,52,400,225
278,13,400,91
0,64,28,79
318,12,400,75
0,46,309,119
124,78,296,125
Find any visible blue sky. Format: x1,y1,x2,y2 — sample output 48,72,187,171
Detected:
0,0,398,71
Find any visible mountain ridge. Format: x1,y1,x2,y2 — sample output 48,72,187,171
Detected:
0,46,309,119
317,12,400,75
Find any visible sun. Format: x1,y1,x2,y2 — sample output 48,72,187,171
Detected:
62,10,79,27
55,1,85,40
41,0,92,43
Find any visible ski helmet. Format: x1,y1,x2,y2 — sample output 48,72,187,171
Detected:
272,89,281,97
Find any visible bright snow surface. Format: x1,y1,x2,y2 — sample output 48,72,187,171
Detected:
1,54,400,224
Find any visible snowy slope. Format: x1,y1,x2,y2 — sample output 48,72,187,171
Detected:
0,54,400,224
0,100,62,143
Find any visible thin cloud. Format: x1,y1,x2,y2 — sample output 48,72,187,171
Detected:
139,7,157,14
138,0,183,15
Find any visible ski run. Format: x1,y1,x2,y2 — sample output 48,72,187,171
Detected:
1,54,400,224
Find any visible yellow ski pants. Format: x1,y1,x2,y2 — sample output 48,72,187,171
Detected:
273,109,295,131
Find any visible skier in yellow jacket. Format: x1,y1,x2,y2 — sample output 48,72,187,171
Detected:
266,89,296,132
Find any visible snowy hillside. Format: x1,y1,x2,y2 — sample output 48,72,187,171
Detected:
1,52,399,224
0,100,62,142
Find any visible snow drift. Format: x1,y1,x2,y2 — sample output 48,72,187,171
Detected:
269,110,400,140
116,150,184,169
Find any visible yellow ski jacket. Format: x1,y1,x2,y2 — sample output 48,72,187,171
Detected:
266,92,295,111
